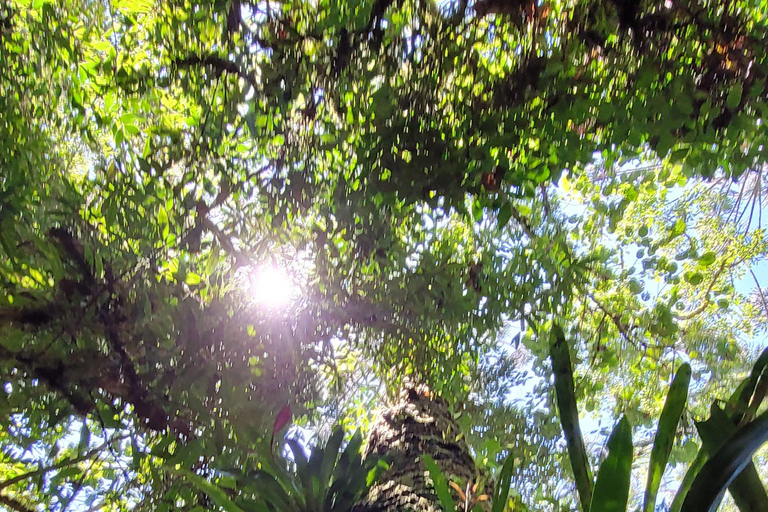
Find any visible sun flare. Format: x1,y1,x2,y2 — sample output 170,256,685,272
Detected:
248,265,296,309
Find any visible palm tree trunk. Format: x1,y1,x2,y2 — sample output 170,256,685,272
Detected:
354,384,491,512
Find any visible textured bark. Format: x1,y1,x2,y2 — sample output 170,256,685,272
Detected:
354,385,491,512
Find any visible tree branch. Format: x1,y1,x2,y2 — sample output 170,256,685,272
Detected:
0,434,129,492
677,260,730,320
507,202,536,239
174,55,258,89
0,494,35,512
576,284,634,344
200,218,250,269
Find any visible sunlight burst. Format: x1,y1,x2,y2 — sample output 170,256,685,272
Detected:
248,265,296,309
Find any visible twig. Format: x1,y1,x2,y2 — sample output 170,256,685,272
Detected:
507,203,536,240
750,269,768,320
578,285,634,343
59,451,101,512
200,218,249,269
677,260,730,320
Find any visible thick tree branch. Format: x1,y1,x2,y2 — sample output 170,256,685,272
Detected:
174,55,258,89
0,494,35,512
0,434,129,491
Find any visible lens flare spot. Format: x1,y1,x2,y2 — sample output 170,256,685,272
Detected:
249,265,295,309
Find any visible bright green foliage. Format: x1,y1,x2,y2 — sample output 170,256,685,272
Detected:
590,416,633,512
167,425,384,512
555,329,768,512
1,0,768,510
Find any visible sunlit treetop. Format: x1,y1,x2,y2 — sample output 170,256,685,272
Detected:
0,3,767,510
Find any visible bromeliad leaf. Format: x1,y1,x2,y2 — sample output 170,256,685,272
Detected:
549,324,593,512
590,417,633,512
423,454,456,512
681,411,768,512
491,453,515,512
163,464,248,512
694,403,768,512
668,449,708,512
642,363,691,512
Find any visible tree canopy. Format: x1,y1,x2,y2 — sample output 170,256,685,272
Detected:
1,0,768,510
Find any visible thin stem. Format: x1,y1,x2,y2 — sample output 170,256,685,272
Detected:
750,269,768,319
677,260,732,320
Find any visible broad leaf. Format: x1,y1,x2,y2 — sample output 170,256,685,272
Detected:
681,411,768,512
164,465,247,512
590,417,633,512
423,454,456,512
643,363,691,512
550,324,593,511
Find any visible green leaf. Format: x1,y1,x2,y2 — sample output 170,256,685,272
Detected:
549,325,592,512
158,206,169,240
685,272,703,286
492,454,515,512
590,416,633,512
77,421,91,454
498,203,512,228
694,403,768,512
249,470,296,511
698,252,716,267
286,439,309,470
681,411,768,512
670,219,686,238
319,426,345,498
735,347,768,421
164,465,246,512
643,363,691,512
669,448,708,512
726,84,743,110
114,0,155,13
423,454,456,512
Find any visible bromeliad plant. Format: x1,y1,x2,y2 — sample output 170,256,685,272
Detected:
423,450,516,512
550,325,768,512
162,326,766,512
165,424,387,512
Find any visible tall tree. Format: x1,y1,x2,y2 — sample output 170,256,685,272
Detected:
1,0,767,510
355,385,490,512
